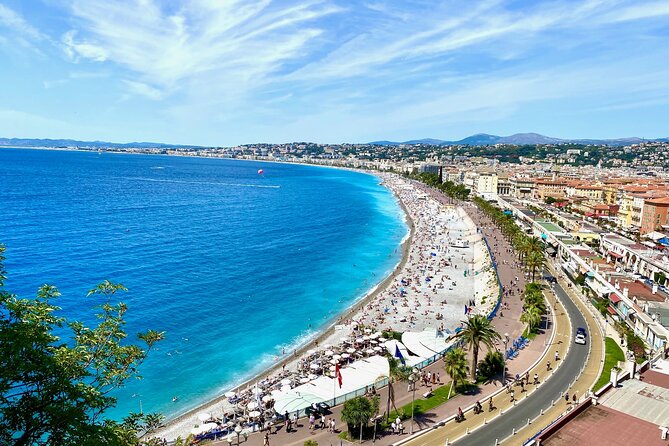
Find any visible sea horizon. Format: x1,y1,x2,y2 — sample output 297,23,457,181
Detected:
0,147,408,421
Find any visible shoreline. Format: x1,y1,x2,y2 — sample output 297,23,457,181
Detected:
155,175,416,437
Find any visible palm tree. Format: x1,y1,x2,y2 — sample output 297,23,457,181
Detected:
341,395,380,443
525,251,545,281
455,315,501,381
378,357,412,421
521,305,543,333
443,348,469,398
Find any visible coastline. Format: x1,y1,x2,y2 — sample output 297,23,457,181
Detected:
155,174,416,438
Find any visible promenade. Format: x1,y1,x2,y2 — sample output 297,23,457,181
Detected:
209,190,556,446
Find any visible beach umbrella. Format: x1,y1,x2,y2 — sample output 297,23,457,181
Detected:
308,373,318,380
324,350,334,356
365,349,374,355
332,354,342,360
346,348,356,354
362,335,370,341
355,337,364,343
247,401,258,410
341,353,350,359
224,391,236,399
373,346,383,352
197,412,212,422
280,378,292,386
364,328,372,333
329,359,338,365
262,395,274,403
340,337,350,343
306,349,317,355
300,377,311,384
251,387,262,395
369,340,378,345
280,385,291,392
309,363,321,370
248,410,261,418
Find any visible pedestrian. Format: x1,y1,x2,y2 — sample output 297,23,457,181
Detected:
547,361,551,371
263,433,270,446
510,389,515,402
321,414,325,429
565,392,569,403
572,393,577,403
309,414,315,430
555,351,560,361
391,421,397,434
488,397,494,412
534,373,539,385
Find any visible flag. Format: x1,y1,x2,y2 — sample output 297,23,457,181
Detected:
335,364,343,388
394,345,406,365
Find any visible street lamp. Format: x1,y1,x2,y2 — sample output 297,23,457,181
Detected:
234,424,242,445
503,333,510,384
408,369,418,434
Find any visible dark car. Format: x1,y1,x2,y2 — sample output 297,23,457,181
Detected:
576,327,587,337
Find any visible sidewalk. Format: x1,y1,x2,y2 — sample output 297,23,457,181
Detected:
208,196,552,446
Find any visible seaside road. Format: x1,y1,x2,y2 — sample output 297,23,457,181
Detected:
500,267,606,446
401,274,583,446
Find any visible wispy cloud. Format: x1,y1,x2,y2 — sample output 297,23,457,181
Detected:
0,3,44,41
62,0,342,98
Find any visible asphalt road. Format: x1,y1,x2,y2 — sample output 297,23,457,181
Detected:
454,273,589,446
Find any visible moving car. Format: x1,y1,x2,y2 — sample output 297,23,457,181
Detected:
575,327,587,345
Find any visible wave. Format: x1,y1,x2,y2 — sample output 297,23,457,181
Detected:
122,176,281,189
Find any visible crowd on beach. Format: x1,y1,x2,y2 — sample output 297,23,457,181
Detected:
154,174,497,442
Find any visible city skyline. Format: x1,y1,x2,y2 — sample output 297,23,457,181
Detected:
1,0,668,146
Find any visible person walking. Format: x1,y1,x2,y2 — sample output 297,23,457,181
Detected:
263,433,270,446
565,392,570,404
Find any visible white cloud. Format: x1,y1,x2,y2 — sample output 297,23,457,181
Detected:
122,80,165,100
62,0,341,99
62,30,108,62
0,4,44,41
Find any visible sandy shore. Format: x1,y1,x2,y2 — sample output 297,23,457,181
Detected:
155,174,495,440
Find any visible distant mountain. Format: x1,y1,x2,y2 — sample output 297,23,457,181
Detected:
369,133,668,146
0,137,201,149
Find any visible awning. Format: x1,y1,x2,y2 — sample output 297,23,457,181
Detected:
607,306,617,315
585,271,595,278
546,247,557,255
610,294,622,304
608,251,623,259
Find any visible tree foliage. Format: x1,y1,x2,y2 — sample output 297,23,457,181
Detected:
0,244,165,446
454,315,500,381
477,350,504,379
340,395,379,437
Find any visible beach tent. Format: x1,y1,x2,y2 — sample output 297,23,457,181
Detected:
273,391,323,415
273,356,390,415
383,339,425,366
402,328,453,359
190,422,217,436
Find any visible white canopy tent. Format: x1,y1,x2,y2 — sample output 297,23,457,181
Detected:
383,339,425,366
272,356,390,414
402,328,452,359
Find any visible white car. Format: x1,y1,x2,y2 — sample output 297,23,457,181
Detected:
575,333,586,345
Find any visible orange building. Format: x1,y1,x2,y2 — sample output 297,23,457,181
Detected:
640,196,669,235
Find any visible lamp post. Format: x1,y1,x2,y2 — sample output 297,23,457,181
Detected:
503,333,510,384
234,424,242,445
409,369,418,434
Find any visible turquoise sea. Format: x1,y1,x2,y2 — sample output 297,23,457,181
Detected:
0,148,407,420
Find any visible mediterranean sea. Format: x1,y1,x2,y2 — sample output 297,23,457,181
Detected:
0,148,407,421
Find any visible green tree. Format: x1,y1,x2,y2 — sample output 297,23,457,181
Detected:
455,315,501,381
304,440,319,446
443,348,468,398
477,350,504,380
521,305,543,333
340,395,379,442
378,357,412,421
0,245,164,446
525,251,545,281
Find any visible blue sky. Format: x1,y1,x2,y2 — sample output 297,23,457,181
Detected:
0,0,668,145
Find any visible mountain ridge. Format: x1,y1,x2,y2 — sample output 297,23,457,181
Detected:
369,132,667,146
